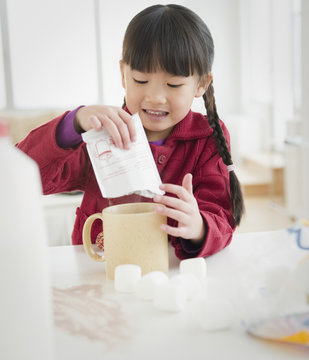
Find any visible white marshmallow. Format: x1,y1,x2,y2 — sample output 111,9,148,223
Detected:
179,257,207,281
170,273,202,301
136,271,169,300
197,297,235,331
153,283,186,312
114,264,142,293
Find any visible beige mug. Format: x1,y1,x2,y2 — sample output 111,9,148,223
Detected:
82,202,169,280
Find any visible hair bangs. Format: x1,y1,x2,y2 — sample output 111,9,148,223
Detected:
122,5,212,77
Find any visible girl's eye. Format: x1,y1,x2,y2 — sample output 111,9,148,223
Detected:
167,83,182,88
133,78,148,84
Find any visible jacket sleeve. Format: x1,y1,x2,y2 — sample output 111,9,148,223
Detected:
171,121,235,259
16,113,90,195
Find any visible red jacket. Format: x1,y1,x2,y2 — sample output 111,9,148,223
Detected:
17,110,235,259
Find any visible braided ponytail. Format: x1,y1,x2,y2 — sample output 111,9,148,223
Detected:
203,82,245,226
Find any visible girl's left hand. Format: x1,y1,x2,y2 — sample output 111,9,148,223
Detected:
153,173,205,244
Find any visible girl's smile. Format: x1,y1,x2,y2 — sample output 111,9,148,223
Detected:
142,108,169,122
120,64,210,141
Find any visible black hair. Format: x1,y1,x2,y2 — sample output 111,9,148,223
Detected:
122,4,245,226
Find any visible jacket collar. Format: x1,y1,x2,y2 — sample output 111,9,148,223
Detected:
168,110,213,141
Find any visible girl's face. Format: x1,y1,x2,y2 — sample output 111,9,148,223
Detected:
120,64,210,141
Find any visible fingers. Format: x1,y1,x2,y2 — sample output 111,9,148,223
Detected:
77,105,136,149
96,114,128,149
154,193,190,215
160,223,187,238
154,174,203,240
154,173,195,213
96,108,136,149
182,173,193,194
158,183,192,203
119,109,136,142
155,204,187,223
155,203,190,238
89,115,102,130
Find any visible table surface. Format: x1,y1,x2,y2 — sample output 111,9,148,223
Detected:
49,230,309,360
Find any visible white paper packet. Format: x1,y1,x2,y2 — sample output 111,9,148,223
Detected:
81,113,164,198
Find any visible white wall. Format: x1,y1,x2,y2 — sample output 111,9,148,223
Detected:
238,0,297,153
301,0,309,218
5,0,98,109
184,0,242,118
271,0,294,150
284,0,308,219
0,6,6,108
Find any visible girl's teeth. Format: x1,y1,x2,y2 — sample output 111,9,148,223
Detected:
146,110,167,116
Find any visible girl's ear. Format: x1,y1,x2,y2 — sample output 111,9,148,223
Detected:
119,61,126,89
195,73,213,98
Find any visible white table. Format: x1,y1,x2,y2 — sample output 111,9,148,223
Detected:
49,230,309,360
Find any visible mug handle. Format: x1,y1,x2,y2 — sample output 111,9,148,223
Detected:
82,213,106,262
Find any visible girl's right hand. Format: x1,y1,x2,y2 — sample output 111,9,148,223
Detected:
75,105,136,149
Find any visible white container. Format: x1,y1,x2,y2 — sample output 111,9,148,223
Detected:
0,120,53,360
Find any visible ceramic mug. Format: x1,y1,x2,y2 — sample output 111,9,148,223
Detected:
82,202,169,280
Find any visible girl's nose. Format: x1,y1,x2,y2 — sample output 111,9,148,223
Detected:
144,87,167,105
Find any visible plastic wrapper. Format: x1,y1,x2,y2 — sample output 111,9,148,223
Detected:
248,312,309,347
207,220,309,333
236,220,309,345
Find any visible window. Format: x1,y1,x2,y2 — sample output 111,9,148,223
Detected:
1,0,99,109
240,0,297,151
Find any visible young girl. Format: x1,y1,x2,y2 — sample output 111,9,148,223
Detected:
17,4,244,259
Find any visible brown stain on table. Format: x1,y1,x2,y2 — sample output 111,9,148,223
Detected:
53,284,131,346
